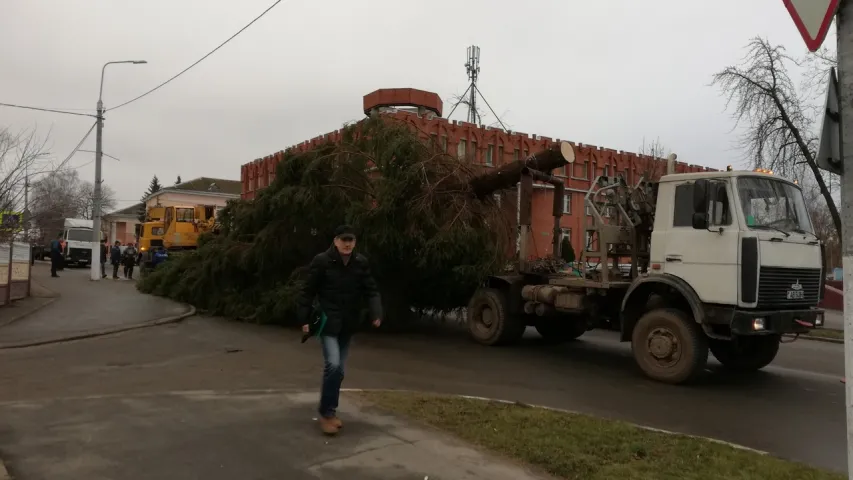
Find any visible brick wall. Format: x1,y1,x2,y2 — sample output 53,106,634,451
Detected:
240,110,713,258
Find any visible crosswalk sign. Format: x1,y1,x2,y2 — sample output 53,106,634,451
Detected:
0,212,22,232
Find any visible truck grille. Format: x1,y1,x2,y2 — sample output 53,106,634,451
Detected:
150,240,164,247
757,267,821,308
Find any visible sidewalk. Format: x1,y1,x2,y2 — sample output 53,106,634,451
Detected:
0,390,551,480
824,309,842,330
0,262,191,347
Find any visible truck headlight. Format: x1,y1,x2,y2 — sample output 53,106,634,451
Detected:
752,318,766,331
815,313,825,327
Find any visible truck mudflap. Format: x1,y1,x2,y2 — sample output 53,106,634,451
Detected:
727,307,825,336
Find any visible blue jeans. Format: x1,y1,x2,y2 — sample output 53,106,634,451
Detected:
319,334,351,418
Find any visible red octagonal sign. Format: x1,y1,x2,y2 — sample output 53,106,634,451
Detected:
783,0,839,52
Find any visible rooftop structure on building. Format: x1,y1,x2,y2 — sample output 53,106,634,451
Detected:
239,87,716,257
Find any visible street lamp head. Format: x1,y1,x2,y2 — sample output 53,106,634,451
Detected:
132,60,147,64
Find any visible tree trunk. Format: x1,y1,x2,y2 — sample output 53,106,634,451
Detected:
467,142,573,198
776,98,843,238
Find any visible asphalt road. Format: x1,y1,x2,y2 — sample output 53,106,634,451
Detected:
0,310,846,474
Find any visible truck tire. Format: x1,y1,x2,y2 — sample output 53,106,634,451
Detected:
467,288,525,346
535,320,587,343
708,335,780,372
631,308,708,384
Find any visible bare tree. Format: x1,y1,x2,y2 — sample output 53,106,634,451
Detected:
637,137,672,181
29,169,116,240
712,37,840,237
0,127,51,241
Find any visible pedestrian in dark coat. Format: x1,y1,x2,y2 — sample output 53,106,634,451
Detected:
49,233,63,278
110,241,122,279
298,225,382,435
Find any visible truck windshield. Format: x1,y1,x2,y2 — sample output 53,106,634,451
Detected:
737,176,813,234
66,229,92,242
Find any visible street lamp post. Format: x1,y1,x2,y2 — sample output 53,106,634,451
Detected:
91,60,146,281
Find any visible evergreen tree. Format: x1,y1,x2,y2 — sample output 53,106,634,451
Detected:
138,117,513,325
138,175,163,222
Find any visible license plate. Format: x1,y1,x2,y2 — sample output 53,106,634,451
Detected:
786,290,804,300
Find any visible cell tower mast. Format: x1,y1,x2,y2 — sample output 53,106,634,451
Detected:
465,46,481,124
447,46,507,131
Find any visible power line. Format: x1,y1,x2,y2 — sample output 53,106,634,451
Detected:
107,0,285,112
0,102,97,118
56,122,97,171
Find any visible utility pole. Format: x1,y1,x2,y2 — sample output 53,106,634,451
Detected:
90,97,105,281
838,2,853,475
90,60,147,281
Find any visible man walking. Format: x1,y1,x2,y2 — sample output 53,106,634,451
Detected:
298,225,382,436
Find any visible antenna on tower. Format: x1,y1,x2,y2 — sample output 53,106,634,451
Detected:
447,45,508,131
465,46,480,124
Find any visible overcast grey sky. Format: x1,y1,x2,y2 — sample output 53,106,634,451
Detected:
1,0,827,211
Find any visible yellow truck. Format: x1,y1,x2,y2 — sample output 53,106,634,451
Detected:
138,205,219,267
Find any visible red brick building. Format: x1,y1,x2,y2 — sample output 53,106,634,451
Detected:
240,88,714,258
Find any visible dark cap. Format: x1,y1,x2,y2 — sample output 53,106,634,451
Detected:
334,224,356,240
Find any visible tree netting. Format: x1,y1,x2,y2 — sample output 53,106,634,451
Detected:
137,116,513,325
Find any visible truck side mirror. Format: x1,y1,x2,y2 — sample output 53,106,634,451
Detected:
692,179,710,230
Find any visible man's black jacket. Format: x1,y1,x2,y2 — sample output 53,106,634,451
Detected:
297,246,383,336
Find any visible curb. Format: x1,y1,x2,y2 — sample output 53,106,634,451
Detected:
784,332,844,344
0,296,58,329
342,388,770,456
0,280,59,329
0,304,196,350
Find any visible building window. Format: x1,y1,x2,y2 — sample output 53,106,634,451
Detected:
486,144,494,166
471,140,478,162
493,192,501,206
563,193,571,214
514,149,520,161
458,139,467,160
585,204,592,216
602,165,610,176
573,161,589,180
498,145,504,165
623,168,630,183
441,135,448,152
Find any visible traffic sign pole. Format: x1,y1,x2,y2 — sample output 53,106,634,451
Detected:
838,0,853,476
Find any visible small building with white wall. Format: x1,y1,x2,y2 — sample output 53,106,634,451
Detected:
104,177,241,245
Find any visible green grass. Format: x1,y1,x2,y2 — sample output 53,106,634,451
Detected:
805,328,844,340
356,391,843,480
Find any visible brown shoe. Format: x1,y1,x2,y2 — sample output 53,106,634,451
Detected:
330,416,343,429
319,416,339,435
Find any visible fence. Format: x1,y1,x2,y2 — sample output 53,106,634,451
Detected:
0,242,32,306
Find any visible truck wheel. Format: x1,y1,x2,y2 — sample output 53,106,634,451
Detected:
709,335,780,372
631,308,708,384
535,320,587,343
467,288,525,346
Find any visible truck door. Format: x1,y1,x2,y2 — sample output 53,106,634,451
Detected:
663,180,739,305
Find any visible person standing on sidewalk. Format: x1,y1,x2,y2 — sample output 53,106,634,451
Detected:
49,233,62,278
99,239,108,279
122,243,138,279
110,241,122,279
298,225,382,436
